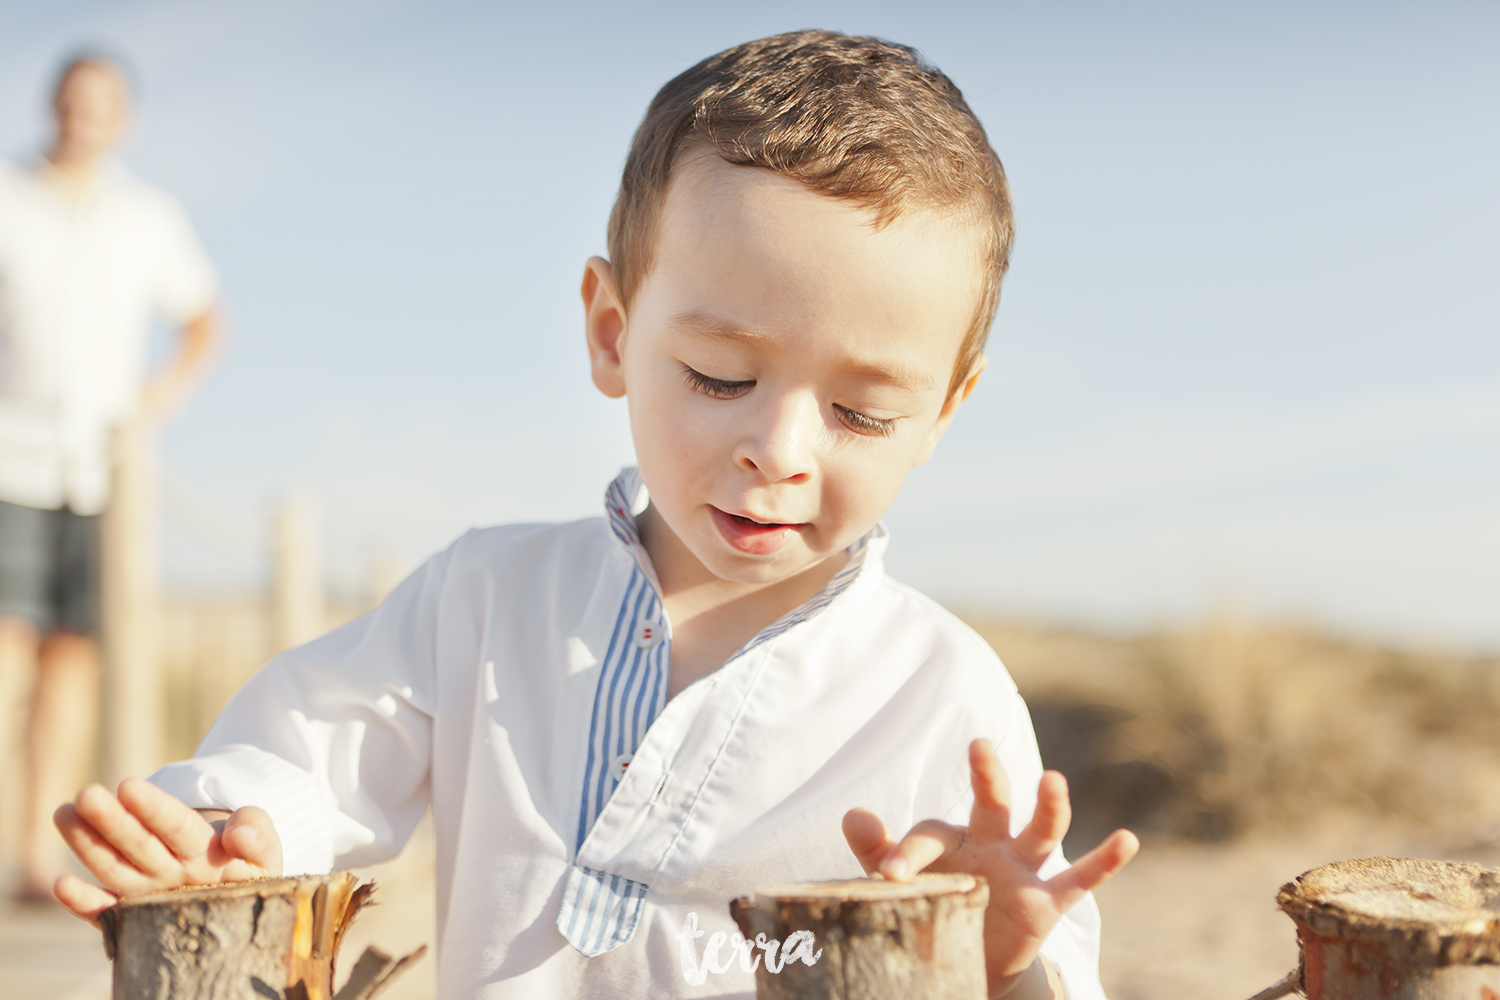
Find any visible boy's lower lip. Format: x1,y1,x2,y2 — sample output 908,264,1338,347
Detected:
710,507,802,555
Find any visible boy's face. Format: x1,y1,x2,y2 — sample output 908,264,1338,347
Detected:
586,151,984,590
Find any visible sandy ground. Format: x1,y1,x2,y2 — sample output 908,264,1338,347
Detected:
10,821,1499,1000
0,893,113,1000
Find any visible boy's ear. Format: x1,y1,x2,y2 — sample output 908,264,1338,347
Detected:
583,256,628,398
913,354,986,467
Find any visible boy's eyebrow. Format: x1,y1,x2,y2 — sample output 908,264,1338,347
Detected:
667,310,767,342
665,310,938,391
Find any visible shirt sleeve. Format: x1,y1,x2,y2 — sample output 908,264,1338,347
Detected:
149,196,219,323
149,547,447,876
942,685,1108,1000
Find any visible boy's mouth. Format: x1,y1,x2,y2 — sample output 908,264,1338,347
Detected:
710,506,801,556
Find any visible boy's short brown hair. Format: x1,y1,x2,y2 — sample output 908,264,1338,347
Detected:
608,29,1014,397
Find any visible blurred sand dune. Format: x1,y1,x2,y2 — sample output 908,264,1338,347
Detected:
973,618,1500,854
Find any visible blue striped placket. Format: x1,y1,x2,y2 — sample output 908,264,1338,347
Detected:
556,469,671,958
575,567,668,850
555,467,877,958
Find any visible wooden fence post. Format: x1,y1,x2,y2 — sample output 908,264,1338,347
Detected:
272,496,324,653
367,545,404,610
101,417,163,787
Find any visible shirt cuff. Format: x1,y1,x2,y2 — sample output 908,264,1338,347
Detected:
148,744,337,876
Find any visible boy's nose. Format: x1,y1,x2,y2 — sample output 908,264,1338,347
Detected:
734,392,818,484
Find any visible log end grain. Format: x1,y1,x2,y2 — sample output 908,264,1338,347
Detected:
1278,857,1500,968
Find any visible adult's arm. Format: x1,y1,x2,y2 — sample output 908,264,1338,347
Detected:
142,304,221,420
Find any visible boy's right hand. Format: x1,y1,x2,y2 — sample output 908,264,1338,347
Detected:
52,778,282,926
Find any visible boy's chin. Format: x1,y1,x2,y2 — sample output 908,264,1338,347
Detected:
701,555,807,587
694,543,840,589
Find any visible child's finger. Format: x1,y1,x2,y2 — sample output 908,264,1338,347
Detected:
220,807,282,875
1010,770,1071,870
54,802,156,894
1042,828,1140,911
73,783,181,880
967,739,1013,843
878,819,962,881
117,777,213,862
54,874,119,927
842,808,897,875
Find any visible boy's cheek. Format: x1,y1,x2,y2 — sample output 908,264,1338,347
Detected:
826,451,911,513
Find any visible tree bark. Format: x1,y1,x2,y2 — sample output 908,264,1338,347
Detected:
730,873,989,1000
100,873,423,1000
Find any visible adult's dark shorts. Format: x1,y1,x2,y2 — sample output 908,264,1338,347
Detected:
0,499,101,636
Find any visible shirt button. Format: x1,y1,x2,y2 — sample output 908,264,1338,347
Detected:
634,618,664,649
610,754,633,782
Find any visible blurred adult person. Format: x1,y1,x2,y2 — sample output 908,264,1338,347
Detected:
0,53,220,899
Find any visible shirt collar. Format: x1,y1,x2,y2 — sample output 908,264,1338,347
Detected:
604,466,649,548
601,467,887,645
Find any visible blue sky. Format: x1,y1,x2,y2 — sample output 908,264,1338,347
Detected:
3,0,1497,647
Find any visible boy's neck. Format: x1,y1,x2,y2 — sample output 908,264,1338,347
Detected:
636,505,850,698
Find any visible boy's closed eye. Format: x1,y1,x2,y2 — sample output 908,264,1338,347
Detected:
832,404,899,437
680,364,753,399
678,363,902,437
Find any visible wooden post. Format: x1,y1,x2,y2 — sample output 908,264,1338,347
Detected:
272,497,324,654
730,874,989,1000
1273,857,1500,1000
100,873,424,1000
367,545,404,610
101,416,163,786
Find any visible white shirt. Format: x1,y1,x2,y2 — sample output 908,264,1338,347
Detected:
150,470,1108,1000
0,158,218,514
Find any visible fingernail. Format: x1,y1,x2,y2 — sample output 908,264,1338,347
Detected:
885,859,910,880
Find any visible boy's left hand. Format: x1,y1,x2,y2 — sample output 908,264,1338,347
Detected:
842,738,1139,999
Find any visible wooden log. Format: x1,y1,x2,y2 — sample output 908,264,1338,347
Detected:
99,873,424,1000
1274,857,1500,1000
730,873,988,1000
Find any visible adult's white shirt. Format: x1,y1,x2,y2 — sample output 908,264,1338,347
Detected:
0,157,217,514
151,471,1109,1000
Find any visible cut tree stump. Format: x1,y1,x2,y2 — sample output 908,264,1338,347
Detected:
730,873,988,1000
1269,857,1500,1000
99,873,425,1000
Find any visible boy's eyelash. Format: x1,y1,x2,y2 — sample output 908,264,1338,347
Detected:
681,365,898,436
834,404,899,437
681,365,754,398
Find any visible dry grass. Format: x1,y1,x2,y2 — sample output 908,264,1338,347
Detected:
966,618,1500,854
160,600,1500,851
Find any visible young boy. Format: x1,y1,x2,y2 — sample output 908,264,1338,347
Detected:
52,30,1136,999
